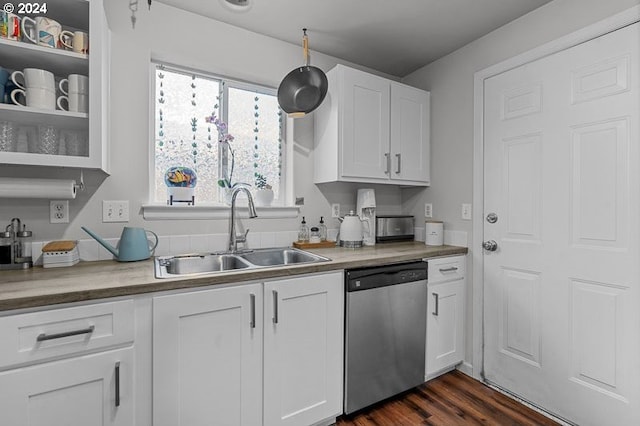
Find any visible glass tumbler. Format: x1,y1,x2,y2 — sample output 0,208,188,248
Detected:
37,125,60,155
0,121,17,152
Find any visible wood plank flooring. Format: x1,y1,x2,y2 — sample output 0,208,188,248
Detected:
336,370,559,426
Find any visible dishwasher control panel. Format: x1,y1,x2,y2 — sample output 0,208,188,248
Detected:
345,261,427,292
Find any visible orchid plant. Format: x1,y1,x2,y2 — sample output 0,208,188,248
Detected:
205,113,246,189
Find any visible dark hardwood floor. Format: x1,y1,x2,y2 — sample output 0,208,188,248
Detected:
336,370,559,426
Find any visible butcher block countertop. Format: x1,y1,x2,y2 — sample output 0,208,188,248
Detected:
0,242,468,312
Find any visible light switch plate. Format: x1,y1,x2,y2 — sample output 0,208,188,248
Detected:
103,200,130,223
462,203,472,220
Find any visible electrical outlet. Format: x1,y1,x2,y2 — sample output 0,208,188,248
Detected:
50,200,69,224
462,203,472,220
331,203,340,218
103,200,130,223
424,203,433,218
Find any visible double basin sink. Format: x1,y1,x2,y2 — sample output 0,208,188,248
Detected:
154,247,331,279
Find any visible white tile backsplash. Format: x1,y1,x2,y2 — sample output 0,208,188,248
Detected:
78,239,99,262
32,227,368,263
98,238,118,260
260,232,276,248
444,230,468,247
170,235,190,254
189,234,210,253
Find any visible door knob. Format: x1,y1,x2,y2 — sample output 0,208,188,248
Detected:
482,240,498,251
486,212,498,223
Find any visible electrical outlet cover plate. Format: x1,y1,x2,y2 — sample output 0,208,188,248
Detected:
424,203,433,218
331,203,340,218
50,200,69,224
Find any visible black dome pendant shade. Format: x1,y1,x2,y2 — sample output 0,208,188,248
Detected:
277,29,328,118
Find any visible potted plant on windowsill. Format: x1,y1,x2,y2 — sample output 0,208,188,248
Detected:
205,113,249,204
254,173,274,207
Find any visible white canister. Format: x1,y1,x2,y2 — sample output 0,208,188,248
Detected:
425,220,444,246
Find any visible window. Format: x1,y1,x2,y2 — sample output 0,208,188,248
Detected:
153,64,285,205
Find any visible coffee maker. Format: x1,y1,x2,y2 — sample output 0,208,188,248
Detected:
356,188,376,246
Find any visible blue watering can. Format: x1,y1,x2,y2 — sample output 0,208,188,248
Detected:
82,226,158,262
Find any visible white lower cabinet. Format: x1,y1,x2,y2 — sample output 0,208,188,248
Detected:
153,283,263,426
0,300,135,426
153,271,344,426
264,273,344,426
0,345,133,426
426,256,466,380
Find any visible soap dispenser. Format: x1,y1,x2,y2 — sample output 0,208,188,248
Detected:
298,216,309,242
319,216,327,241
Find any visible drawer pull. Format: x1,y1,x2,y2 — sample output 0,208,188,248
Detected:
250,293,256,329
36,325,95,342
432,293,439,316
439,267,458,273
115,361,121,407
272,290,279,324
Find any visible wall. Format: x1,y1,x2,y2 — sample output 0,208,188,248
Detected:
401,0,640,371
0,1,404,244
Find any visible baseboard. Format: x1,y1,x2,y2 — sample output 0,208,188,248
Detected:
456,361,474,377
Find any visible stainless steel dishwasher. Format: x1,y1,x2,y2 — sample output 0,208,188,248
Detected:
344,261,428,414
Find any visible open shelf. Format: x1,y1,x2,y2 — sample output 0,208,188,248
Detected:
0,39,89,77
0,103,88,130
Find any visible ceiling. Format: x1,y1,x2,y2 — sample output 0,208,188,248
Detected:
154,0,553,77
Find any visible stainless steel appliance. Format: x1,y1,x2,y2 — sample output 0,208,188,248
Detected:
344,261,427,414
375,215,415,242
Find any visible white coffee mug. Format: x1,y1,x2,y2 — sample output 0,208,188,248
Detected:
60,30,88,54
57,93,88,113
21,16,62,48
11,87,56,110
59,74,89,96
11,68,55,91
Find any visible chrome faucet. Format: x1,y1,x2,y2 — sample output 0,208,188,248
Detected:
228,187,258,252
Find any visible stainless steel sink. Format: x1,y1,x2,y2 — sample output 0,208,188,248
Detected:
154,247,330,278
155,254,252,277
239,247,327,266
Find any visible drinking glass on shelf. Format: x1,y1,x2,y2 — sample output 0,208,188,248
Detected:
62,130,88,157
0,121,17,152
36,125,60,155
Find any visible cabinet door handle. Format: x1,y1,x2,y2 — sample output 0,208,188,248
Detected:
384,153,390,174
36,325,95,342
395,153,401,174
115,361,121,408
272,290,279,324
439,267,458,273
250,293,256,329
432,293,439,316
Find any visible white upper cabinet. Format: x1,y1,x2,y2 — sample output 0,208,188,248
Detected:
0,0,110,172
314,64,430,186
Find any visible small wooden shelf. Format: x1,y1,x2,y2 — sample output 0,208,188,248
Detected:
293,241,338,249
0,38,89,76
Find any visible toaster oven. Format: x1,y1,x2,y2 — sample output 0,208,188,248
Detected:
375,215,414,242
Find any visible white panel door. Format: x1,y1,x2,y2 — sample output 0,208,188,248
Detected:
483,23,640,426
340,66,390,180
390,82,430,183
153,284,262,426
263,272,343,426
0,347,133,426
